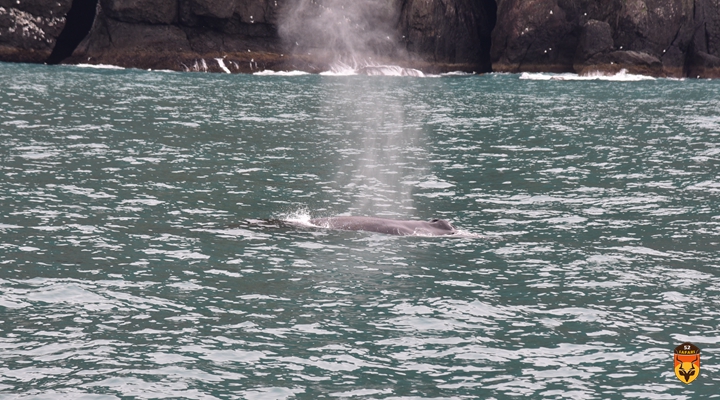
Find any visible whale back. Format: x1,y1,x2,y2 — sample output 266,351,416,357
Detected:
309,216,456,236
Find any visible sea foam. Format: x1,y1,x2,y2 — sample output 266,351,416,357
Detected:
254,70,310,76
519,69,656,81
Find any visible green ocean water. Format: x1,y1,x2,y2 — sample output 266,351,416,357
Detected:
1,62,719,399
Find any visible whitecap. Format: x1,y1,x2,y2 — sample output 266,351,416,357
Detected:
241,387,305,400
416,180,455,189
25,283,110,305
142,249,210,260
329,388,393,397
0,223,22,229
73,63,125,70
435,280,483,288
15,145,59,160
205,269,242,278
196,228,271,240
254,70,310,76
519,69,655,81
544,215,588,224
320,61,425,77
608,246,672,257
120,198,164,206
357,65,425,77
686,180,720,192
671,334,720,344
167,281,208,291
441,71,476,76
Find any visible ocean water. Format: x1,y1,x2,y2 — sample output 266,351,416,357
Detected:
1,62,719,399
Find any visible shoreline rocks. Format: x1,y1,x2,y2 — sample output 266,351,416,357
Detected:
491,0,720,78
2,0,720,78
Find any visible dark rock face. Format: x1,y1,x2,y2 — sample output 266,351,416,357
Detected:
0,0,72,62
64,0,497,73
575,19,613,62
47,0,98,64
101,0,178,24
3,0,720,77
398,0,496,72
67,0,286,73
492,0,720,78
689,0,720,77
1,0,498,71
491,0,577,72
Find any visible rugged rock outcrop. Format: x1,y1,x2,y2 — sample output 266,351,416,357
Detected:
68,0,288,73
399,0,496,72
65,0,497,73
491,0,720,78
2,0,720,77
0,0,497,73
0,0,72,63
275,0,496,72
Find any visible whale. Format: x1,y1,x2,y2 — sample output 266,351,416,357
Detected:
309,216,457,236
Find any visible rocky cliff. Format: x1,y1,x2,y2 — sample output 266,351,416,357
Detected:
492,0,720,77
2,0,720,77
70,0,289,73
399,0,497,72
0,0,73,63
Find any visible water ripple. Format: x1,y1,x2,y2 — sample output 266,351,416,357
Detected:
1,63,719,398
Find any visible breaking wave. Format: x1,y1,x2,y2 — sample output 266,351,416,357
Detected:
519,68,656,81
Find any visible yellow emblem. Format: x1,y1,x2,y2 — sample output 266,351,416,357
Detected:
674,342,700,384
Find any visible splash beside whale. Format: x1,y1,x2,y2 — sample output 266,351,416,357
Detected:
309,216,457,236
